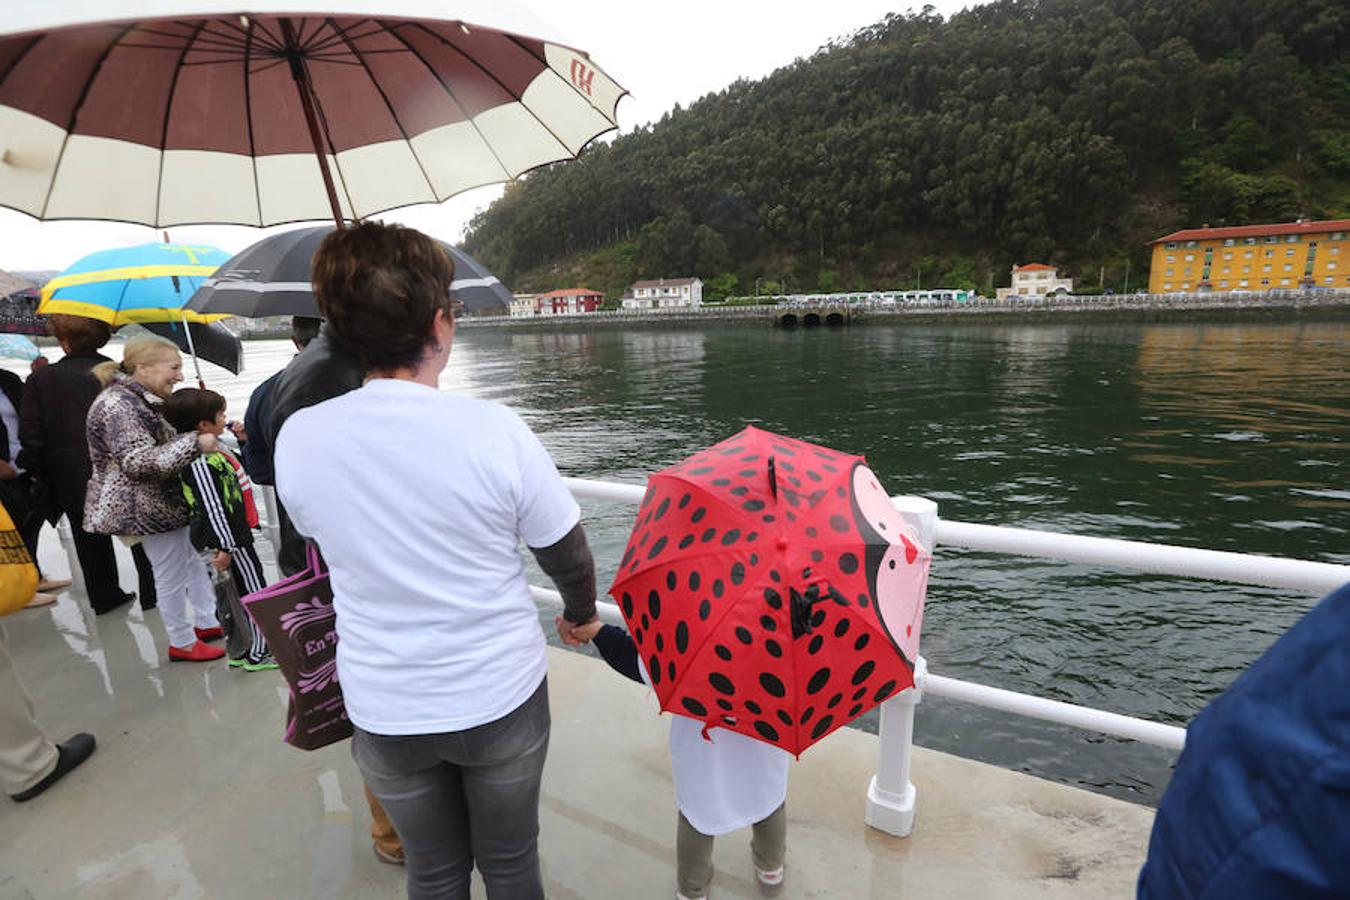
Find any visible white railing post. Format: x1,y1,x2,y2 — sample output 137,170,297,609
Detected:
865,495,938,838
56,514,85,596
866,655,927,837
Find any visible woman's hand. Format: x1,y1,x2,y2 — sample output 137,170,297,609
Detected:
212,550,231,571
197,432,219,454
228,420,247,443
0,459,18,480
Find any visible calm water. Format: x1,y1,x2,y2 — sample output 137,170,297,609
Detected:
57,317,1350,805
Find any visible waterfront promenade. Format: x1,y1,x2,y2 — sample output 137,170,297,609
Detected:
455,287,1350,330
1,535,1154,899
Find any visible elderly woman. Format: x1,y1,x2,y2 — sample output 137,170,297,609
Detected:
275,222,598,900
18,315,156,615
85,336,224,662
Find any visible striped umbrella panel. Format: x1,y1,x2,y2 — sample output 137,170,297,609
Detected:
0,14,624,226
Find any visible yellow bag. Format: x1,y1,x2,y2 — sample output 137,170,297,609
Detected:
0,502,39,616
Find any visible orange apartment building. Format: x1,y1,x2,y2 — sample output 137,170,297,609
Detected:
1148,219,1350,294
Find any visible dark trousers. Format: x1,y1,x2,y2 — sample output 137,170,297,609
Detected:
0,477,43,571
64,504,154,614
352,678,550,900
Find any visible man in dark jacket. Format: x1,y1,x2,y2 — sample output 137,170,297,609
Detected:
263,322,366,577
1138,581,1350,898
17,315,152,614
241,316,321,486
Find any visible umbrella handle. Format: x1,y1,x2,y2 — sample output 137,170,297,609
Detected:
180,312,206,388
790,583,849,638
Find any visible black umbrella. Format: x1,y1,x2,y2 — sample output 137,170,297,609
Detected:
186,226,511,319
128,321,244,375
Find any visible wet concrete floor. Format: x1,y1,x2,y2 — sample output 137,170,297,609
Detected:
1,532,1153,899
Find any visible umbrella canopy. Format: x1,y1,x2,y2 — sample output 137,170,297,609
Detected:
0,2,625,228
609,426,933,757
39,242,232,325
0,333,41,361
135,321,244,375
186,225,511,318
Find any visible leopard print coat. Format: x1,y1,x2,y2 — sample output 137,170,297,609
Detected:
84,374,198,536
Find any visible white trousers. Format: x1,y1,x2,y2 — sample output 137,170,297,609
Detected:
140,527,219,648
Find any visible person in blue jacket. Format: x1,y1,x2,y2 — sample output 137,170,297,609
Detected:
1138,581,1350,899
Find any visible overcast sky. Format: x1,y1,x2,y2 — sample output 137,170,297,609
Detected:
0,1,978,272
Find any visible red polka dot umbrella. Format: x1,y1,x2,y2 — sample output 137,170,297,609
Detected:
609,426,932,756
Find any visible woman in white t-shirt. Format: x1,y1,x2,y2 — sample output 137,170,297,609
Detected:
274,222,599,900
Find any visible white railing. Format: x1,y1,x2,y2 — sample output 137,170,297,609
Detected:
547,475,1350,837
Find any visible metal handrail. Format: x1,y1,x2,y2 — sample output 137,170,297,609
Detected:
527,586,1189,751
553,473,1348,762
562,477,1348,595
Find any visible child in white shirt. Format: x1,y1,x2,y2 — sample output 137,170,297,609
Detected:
565,617,789,899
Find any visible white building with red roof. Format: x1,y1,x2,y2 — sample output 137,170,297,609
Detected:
997,263,1074,300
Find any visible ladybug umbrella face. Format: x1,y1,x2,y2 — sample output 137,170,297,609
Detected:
609,425,932,756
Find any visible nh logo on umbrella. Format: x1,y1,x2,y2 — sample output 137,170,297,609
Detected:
162,244,218,264
570,58,594,95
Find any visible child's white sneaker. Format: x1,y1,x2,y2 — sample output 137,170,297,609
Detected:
755,863,785,892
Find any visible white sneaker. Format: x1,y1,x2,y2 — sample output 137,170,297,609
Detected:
676,893,706,900
756,864,785,887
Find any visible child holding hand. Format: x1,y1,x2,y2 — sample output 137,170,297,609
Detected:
562,616,789,900
163,388,276,671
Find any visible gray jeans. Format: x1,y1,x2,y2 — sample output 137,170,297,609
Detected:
352,678,551,900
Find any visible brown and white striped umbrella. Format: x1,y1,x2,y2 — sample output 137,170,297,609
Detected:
0,1,625,227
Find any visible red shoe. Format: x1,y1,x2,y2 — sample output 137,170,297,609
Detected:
194,626,225,642
169,641,226,663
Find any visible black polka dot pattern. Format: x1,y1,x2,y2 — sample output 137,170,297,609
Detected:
609,429,920,755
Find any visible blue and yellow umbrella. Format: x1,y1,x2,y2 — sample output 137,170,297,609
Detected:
39,243,232,325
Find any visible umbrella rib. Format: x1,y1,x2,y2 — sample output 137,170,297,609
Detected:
304,19,381,55
136,27,242,52
0,34,41,86
38,22,140,220
251,20,287,55
205,18,254,45
247,59,288,76
153,19,212,228
243,22,264,227
379,23,514,186
328,19,439,205
405,22,574,160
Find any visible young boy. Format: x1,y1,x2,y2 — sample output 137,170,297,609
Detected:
162,388,276,671
563,617,789,900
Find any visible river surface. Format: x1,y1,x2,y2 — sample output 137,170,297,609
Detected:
52,317,1350,806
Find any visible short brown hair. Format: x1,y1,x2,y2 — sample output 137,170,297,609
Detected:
48,314,111,354
162,387,226,434
311,221,455,372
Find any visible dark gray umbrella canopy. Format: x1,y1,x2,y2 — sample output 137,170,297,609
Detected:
186,226,511,318
138,321,244,375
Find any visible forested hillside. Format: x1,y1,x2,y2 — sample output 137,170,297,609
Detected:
463,0,1350,301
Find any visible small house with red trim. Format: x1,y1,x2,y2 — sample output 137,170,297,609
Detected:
996,263,1074,300
535,288,604,316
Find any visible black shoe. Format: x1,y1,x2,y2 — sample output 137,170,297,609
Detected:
92,591,135,615
10,733,97,802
